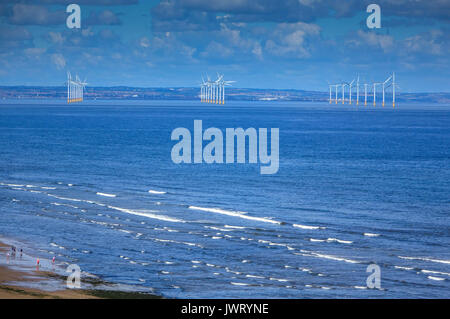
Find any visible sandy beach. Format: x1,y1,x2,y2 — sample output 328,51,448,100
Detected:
0,241,98,299
0,240,161,299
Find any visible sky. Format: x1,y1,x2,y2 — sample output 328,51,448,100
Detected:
0,0,449,92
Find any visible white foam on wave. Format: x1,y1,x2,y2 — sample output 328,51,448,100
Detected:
96,192,116,198
47,194,82,202
310,238,326,242
50,242,65,250
148,190,166,195
3,183,25,187
246,274,265,279
298,250,359,264
50,202,79,209
205,226,233,232
421,269,450,277
189,206,281,225
364,233,380,237
269,277,289,282
150,237,202,248
428,276,445,281
398,256,450,265
41,186,56,190
293,224,324,230
224,225,246,229
326,238,353,244
394,266,414,271
231,282,250,286
108,205,186,223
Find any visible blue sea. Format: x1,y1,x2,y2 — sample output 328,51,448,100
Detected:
0,100,449,298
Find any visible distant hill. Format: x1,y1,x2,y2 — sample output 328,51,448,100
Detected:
0,86,449,104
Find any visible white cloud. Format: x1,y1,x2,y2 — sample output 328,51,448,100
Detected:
51,53,66,69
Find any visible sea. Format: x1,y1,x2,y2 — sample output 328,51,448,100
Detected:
0,100,449,298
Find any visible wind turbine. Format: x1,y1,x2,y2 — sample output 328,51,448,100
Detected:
348,79,355,105
327,82,333,104
356,75,360,106
67,72,71,103
341,83,346,105
383,72,399,108
373,82,383,106
392,72,397,108
329,85,332,104
80,78,88,102
216,73,224,104
199,76,208,103
364,83,368,106
382,74,392,107
335,84,338,104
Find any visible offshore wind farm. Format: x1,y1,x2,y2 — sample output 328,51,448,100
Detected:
66,72,87,104
328,73,397,107
200,74,235,104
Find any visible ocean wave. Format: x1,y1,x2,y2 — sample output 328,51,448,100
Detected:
293,224,324,230
269,277,289,282
189,206,281,225
364,233,380,237
246,274,265,279
148,190,167,195
326,238,353,244
231,282,250,286
297,250,359,264
428,276,445,281
150,237,202,248
107,205,186,223
1,183,25,187
398,256,450,265
421,269,450,277
394,266,414,271
224,225,246,229
205,226,233,232
309,238,326,242
50,242,65,250
96,192,116,198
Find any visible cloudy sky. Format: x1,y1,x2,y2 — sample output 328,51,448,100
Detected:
0,0,448,92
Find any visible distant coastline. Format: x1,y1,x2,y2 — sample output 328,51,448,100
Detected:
1,86,449,104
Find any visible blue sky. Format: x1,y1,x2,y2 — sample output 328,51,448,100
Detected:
0,0,449,92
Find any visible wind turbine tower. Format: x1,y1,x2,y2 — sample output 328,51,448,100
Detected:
392,72,396,108
356,76,360,106
364,83,368,106
348,79,355,105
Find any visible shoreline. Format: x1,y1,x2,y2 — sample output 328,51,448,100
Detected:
0,240,162,299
